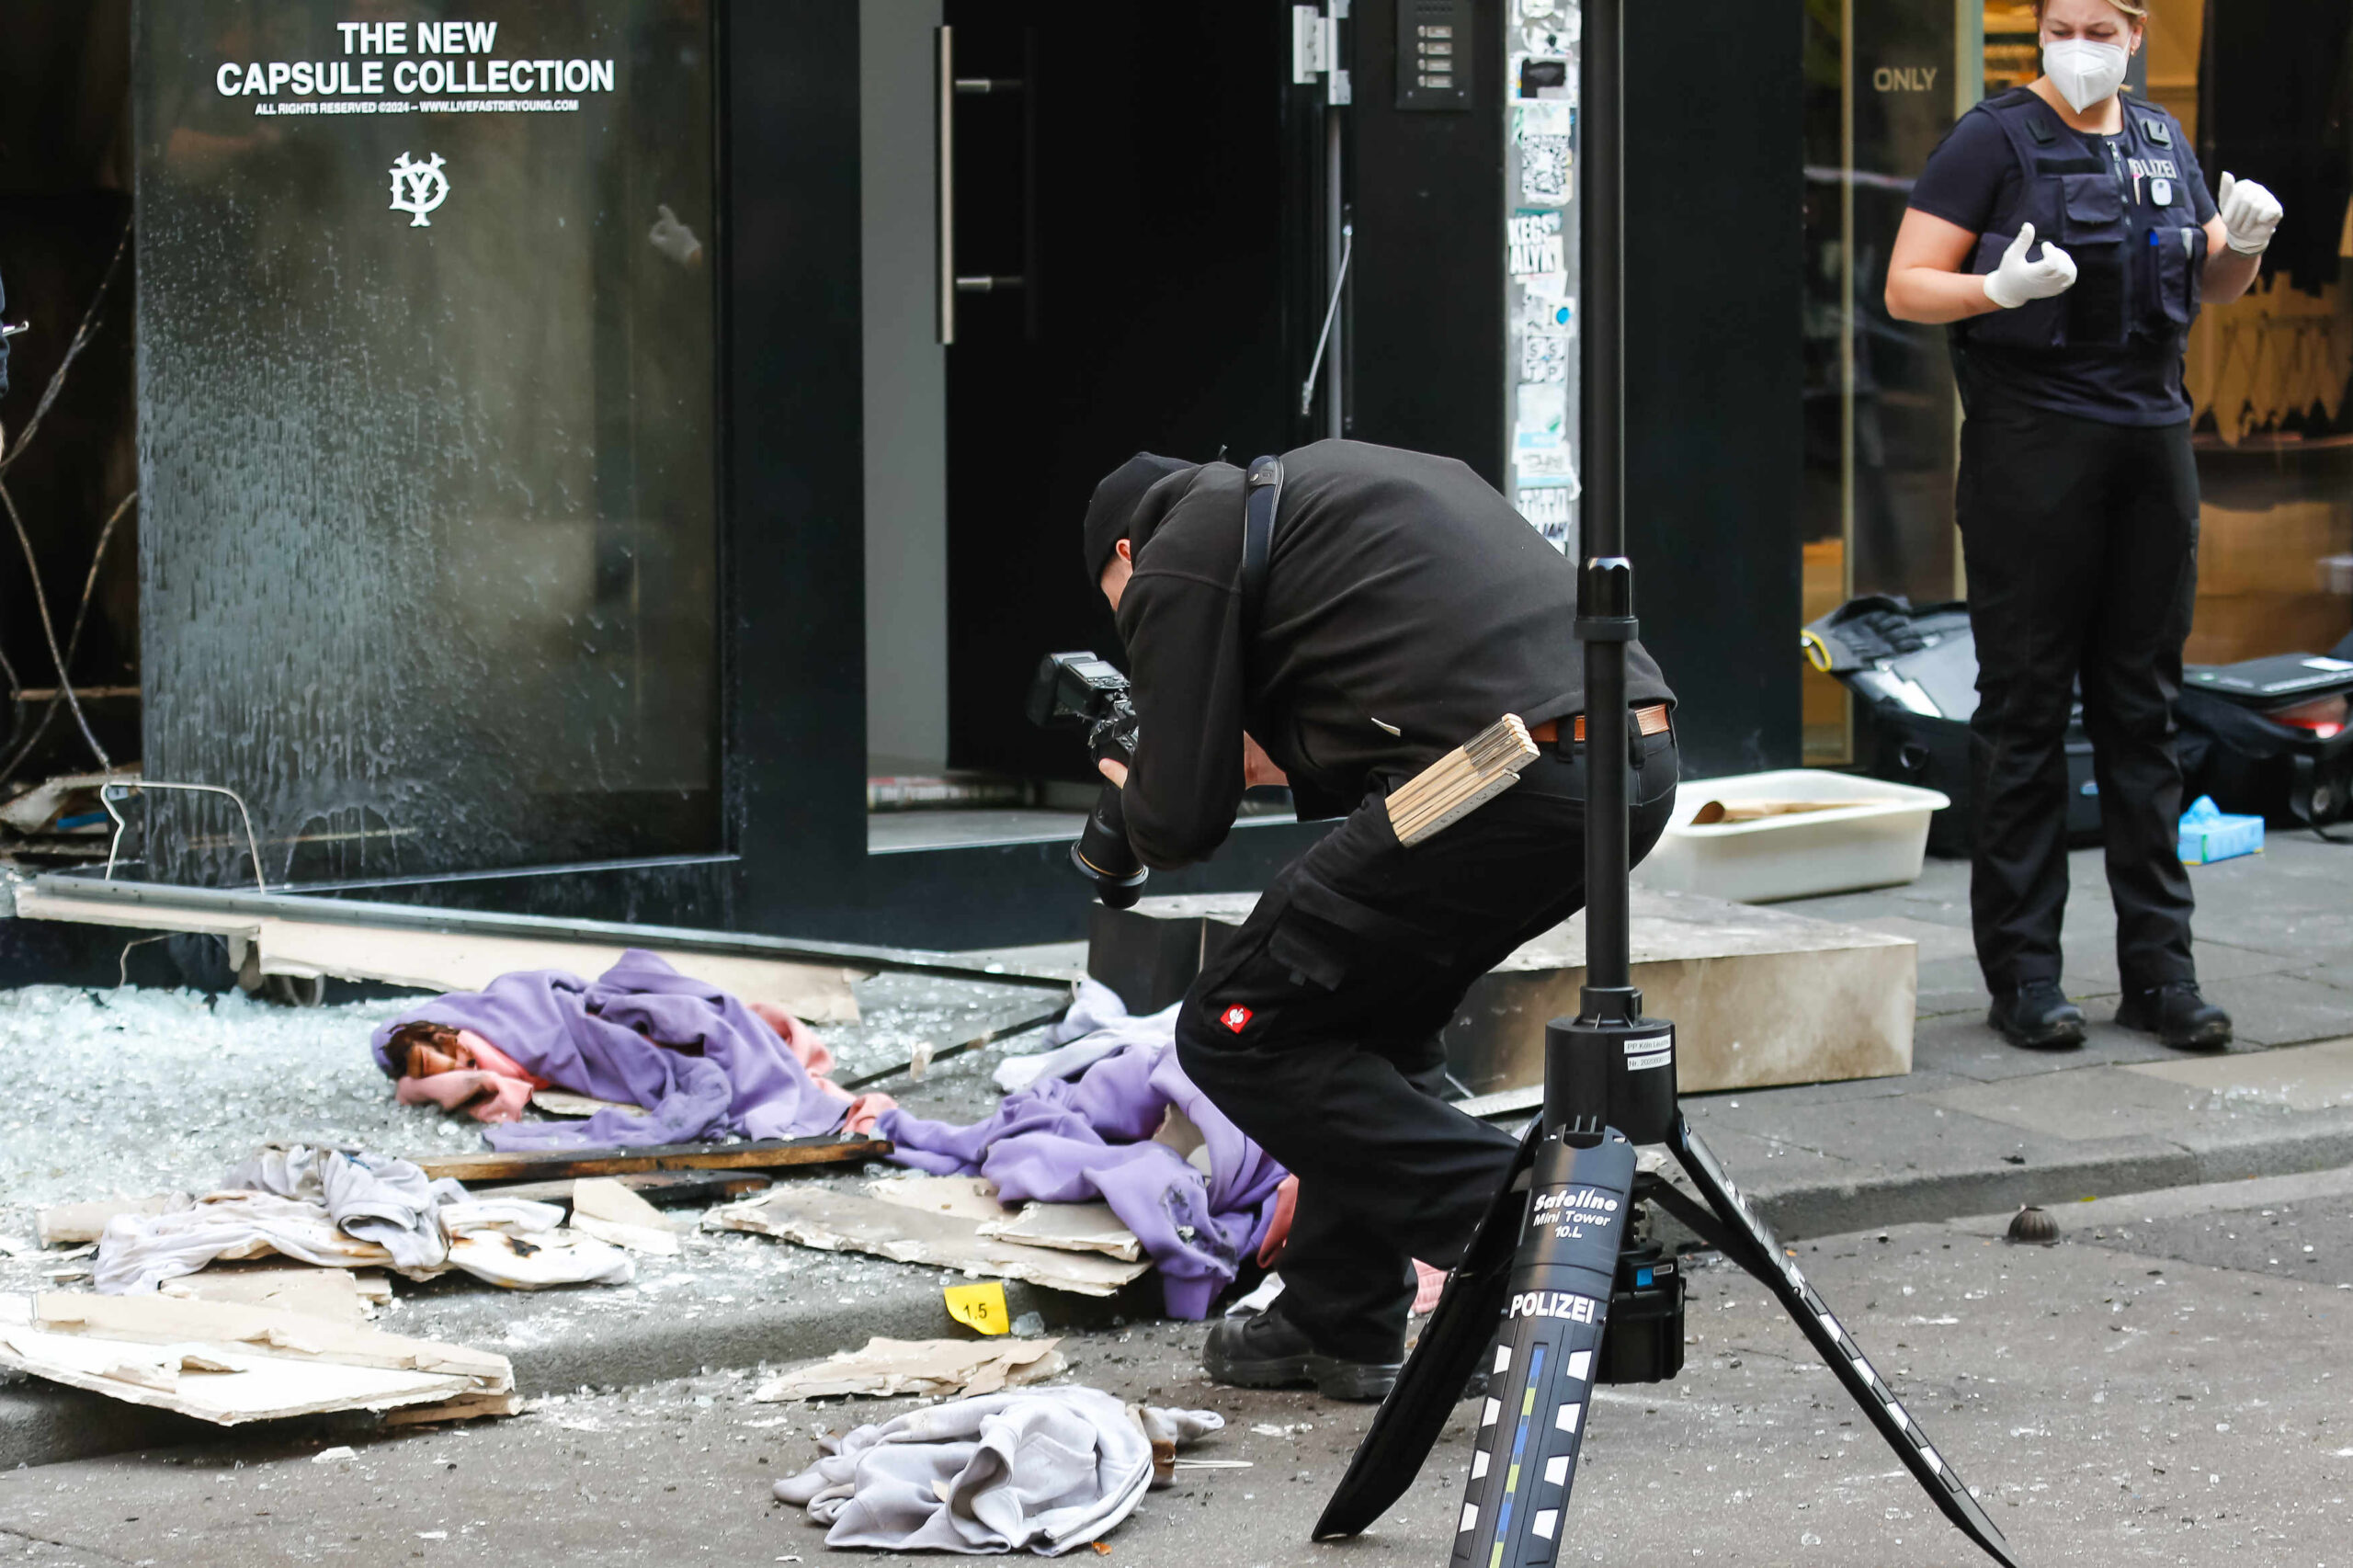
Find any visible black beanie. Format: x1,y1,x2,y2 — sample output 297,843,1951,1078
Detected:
1081,452,1191,586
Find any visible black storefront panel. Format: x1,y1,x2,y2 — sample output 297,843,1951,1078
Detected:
134,1,719,887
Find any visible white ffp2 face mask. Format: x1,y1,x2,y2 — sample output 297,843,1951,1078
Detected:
2043,38,2131,112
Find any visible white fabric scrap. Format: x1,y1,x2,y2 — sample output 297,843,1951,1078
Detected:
93,1193,389,1295
993,981,1177,1094
224,1146,466,1270
436,1199,567,1236
771,1385,1222,1555
93,1145,630,1294
443,1229,634,1290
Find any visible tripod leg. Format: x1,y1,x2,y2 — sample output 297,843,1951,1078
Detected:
1315,1116,1542,1540
1667,1120,2025,1568
1449,1131,1636,1567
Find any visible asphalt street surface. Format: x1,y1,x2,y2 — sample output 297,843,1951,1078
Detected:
2,1172,2347,1568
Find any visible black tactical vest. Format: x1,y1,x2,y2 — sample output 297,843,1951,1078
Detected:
1956,87,2209,352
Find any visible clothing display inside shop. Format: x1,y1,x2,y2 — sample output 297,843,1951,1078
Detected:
2184,275,2353,442
371,951,892,1152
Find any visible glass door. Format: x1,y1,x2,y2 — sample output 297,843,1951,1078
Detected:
1801,0,1980,764
135,0,721,884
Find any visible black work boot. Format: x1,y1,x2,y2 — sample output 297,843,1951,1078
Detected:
2115,982,2233,1050
1986,980,2086,1050
1202,1305,1401,1403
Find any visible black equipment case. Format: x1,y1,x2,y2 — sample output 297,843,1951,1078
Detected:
2177,636,2353,831
1803,597,2100,858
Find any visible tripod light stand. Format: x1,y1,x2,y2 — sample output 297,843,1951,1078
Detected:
1313,6,2023,1562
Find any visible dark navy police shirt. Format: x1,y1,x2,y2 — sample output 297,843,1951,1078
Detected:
1908,104,2220,426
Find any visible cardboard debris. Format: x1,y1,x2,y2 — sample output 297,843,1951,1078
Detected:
868,1175,1010,1222
1151,1107,1215,1175
753,1335,1066,1402
37,1197,178,1248
0,1291,513,1426
705,1187,1149,1297
977,1202,1144,1263
870,1176,1146,1263
381,1390,524,1426
568,1178,681,1256
158,1266,377,1324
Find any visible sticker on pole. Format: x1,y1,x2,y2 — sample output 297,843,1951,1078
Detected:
1622,1030,1673,1072
944,1281,1011,1336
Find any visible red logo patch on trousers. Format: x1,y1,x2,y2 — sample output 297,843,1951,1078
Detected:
1220,1005,1254,1034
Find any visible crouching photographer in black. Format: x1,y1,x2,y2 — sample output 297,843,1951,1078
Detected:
1077,440,1679,1401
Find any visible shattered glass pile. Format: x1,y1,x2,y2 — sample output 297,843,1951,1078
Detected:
0,971,1061,1246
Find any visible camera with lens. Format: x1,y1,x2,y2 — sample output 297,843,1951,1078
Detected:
1027,651,1149,908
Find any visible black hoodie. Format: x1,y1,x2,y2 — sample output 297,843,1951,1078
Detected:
1114,438,1674,869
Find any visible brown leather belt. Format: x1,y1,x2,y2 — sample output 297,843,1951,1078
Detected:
1529,703,1672,747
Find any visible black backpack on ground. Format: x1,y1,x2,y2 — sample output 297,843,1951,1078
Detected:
2177,631,2353,833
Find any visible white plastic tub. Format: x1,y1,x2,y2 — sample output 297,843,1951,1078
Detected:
1632,769,1951,903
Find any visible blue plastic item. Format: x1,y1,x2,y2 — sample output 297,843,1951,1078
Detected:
2178,795,2264,864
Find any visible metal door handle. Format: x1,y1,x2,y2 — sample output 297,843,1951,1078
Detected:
937,25,956,345
936,27,1028,346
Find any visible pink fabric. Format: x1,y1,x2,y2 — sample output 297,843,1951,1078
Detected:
393,995,896,1137
1412,1259,1448,1315
392,1029,546,1123
749,1001,896,1134
1256,1178,1444,1312
1256,1175,1302,1267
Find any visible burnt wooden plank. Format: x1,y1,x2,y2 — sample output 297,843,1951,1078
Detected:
414,1134,886,1184
462,1171,777,1210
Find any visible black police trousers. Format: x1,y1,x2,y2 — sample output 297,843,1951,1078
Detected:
1957,401,2200,997
1173,726,1679,1364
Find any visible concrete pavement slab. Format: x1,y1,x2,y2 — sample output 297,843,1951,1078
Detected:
2124,1035,2353,1110
1921,1063,2272,1143
1910,1010,2195,1083
2189,971,2353,1047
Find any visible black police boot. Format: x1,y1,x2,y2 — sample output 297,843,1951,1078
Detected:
1986,980,2086,1050
2115,981,2233,1051
1202,1305,1401,1403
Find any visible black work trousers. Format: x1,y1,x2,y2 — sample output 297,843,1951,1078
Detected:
1174,727,1679,1363
1957,400,2200,996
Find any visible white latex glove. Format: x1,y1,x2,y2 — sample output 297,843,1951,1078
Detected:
1983,222,2078,310
2217,172,2284,256
648,203,703,267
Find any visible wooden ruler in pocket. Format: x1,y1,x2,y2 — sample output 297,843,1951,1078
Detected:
1384,715,1542,846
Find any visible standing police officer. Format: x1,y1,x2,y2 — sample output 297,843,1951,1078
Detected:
1885,0,2282,1051
1081,439,1678,1399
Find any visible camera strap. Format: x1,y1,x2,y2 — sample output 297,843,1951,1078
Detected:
1240,454,1283,638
